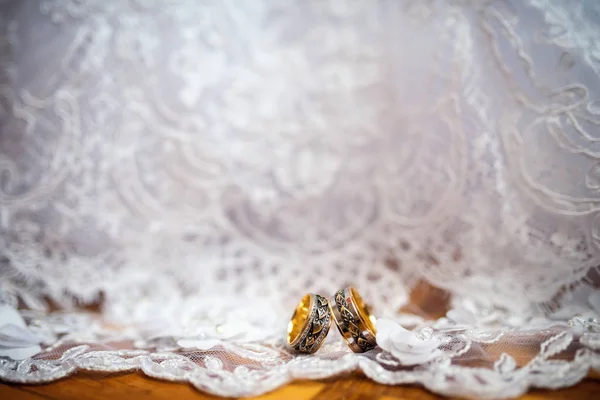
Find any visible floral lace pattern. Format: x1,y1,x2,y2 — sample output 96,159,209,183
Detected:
1,308,599,399
0,0,599,398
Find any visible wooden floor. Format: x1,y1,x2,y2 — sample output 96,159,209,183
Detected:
2,372,600,400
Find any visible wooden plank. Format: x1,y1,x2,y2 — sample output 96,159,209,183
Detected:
7,372,223,400
0,385,49,400
2,373,600,400
522,381,600,400
312,376,443,400
252,381,326,400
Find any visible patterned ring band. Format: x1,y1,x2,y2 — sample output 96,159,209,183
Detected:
287,294,332,354
329,286,377,353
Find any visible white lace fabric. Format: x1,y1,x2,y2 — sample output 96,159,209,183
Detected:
1,310,600,399
0,0,599,398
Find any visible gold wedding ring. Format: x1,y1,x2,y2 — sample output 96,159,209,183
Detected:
329,287,377,352
287,294,332,353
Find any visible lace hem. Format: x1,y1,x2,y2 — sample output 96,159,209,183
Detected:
1,311,599,399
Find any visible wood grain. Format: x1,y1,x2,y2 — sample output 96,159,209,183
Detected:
2,372,600,400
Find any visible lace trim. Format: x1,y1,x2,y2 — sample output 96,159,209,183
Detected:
1,311,599,398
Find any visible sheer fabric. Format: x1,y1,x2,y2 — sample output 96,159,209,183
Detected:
0,0,599,398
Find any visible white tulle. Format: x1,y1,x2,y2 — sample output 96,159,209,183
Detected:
376,319,442,366
0,0,599,398
0,305,42,360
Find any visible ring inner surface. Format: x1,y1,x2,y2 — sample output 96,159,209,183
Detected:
350,287,376,334
287,294,312,344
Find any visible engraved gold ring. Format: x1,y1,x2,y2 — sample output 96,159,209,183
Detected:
287,293,332,354
329,286,377,353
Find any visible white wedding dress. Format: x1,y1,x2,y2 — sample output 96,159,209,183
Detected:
0,0,599,398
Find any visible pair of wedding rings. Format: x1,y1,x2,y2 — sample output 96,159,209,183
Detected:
286,286,377,354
